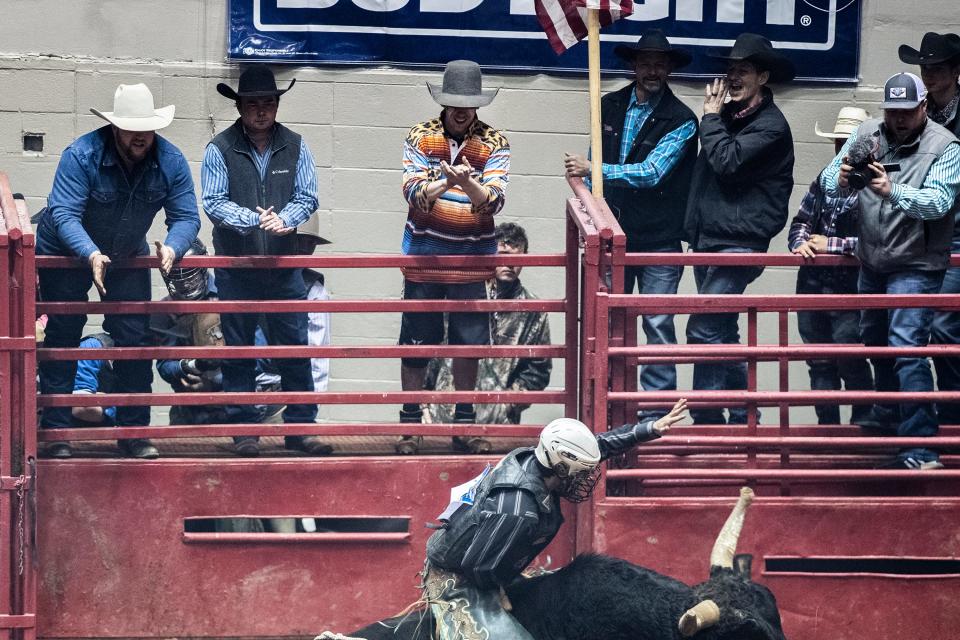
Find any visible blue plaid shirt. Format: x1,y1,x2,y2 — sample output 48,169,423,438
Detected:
588,88,697,189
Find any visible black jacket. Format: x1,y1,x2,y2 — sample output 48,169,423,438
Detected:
685,88,794,251
601,84,698,249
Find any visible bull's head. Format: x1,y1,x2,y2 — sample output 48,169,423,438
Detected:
677,487,786,640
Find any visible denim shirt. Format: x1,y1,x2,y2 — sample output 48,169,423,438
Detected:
41,126,200,260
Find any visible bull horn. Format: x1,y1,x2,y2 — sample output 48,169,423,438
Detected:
709,487,755,569
678,600,720,637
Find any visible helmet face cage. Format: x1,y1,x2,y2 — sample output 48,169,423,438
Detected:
162,240,209,300
557,465,600,503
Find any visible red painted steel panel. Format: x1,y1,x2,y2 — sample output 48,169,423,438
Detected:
37,457,575,637
595,498,960,640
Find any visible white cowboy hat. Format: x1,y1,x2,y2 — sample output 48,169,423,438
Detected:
815,106,870,139
90,84,175,132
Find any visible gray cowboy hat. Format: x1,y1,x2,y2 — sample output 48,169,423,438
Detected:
427,60,498,109
217,64,296,101
899,32,960,66
707,33,796,83
614,29,693,69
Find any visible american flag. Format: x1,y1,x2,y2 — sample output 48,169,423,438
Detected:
535,0,634,55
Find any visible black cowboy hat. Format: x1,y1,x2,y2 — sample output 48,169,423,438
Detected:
217,64,296,101
707,33,795,83
899,32,960,66
613,29,693,69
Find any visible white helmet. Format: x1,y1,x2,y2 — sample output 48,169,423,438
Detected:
535,418,601,502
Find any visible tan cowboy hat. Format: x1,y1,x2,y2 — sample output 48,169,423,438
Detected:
815,106,869,139
296,214,332,245
90,84,175,132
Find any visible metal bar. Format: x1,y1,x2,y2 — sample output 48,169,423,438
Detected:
0,338,35,352
564,214,579,418
622,252,960,268
38,344,568,361
609,344,960,359
606,390,960,405
38,389,568,407
38,298,566,315
778,311,791,496
181,532,409,544
0,614,35,629
566,176,613,240
36,253,566,269
606,293,960,313
0,174,22,242
38,423,545,442
643,436,960,448
606,468,960,480
746,308,758,473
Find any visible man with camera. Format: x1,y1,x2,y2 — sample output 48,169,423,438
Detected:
822,72,960,470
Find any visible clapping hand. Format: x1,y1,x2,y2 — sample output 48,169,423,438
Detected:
258,206,295,236
440,156,476,189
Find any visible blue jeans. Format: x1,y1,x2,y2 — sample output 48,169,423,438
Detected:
796,266,874,424
625,242,683,415
685,248,764,424
37,236,153,429
215,268,317,435
931,238,960,424
859,266,945,463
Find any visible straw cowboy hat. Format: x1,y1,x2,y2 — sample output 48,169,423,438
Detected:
614,29,693,69
217,64,296,101
90,84,175,132
815,106,869,139
427,60,498,108
898,32,960,66
297,214,332,245
707,33,796,83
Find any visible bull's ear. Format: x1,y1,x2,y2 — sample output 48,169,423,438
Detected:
678,600,720,637
734,553,753,579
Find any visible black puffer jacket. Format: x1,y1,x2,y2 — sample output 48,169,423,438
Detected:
685,88,794,251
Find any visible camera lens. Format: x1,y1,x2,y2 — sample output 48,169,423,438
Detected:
847,169,869,190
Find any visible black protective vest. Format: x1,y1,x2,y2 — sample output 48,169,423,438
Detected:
601,84,698,250
209,120,302,256
426,448,564,577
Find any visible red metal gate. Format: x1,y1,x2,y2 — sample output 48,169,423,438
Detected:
2,170,960,639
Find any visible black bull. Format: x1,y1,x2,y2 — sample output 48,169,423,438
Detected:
320,488,786,640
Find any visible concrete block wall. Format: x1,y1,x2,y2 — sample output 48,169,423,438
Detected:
1,0,953,426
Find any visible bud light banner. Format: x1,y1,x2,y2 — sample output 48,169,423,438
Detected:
228,0,862,83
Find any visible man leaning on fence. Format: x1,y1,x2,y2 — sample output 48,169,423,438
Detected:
788,106,875,426
899,33,960,425
821,72,960,470
683,34,795,425
201,64,329,457
36,83,200,460
563,30,697,421
396,60,510,455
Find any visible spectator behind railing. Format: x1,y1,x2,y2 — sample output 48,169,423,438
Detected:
424,223,552,435
682,34,795,425
899,33,960,424
295,214,332,394
396,60,510,455
563,30,698,422
201,64,327,458
36,83,201,460
788,107,875,426
822,72,960,470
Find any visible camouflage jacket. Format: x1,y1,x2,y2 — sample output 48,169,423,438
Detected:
425,281,551,424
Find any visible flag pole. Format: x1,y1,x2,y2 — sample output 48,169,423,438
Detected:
587,8,603,198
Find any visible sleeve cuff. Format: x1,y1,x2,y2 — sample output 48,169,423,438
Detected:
888,182,904,207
